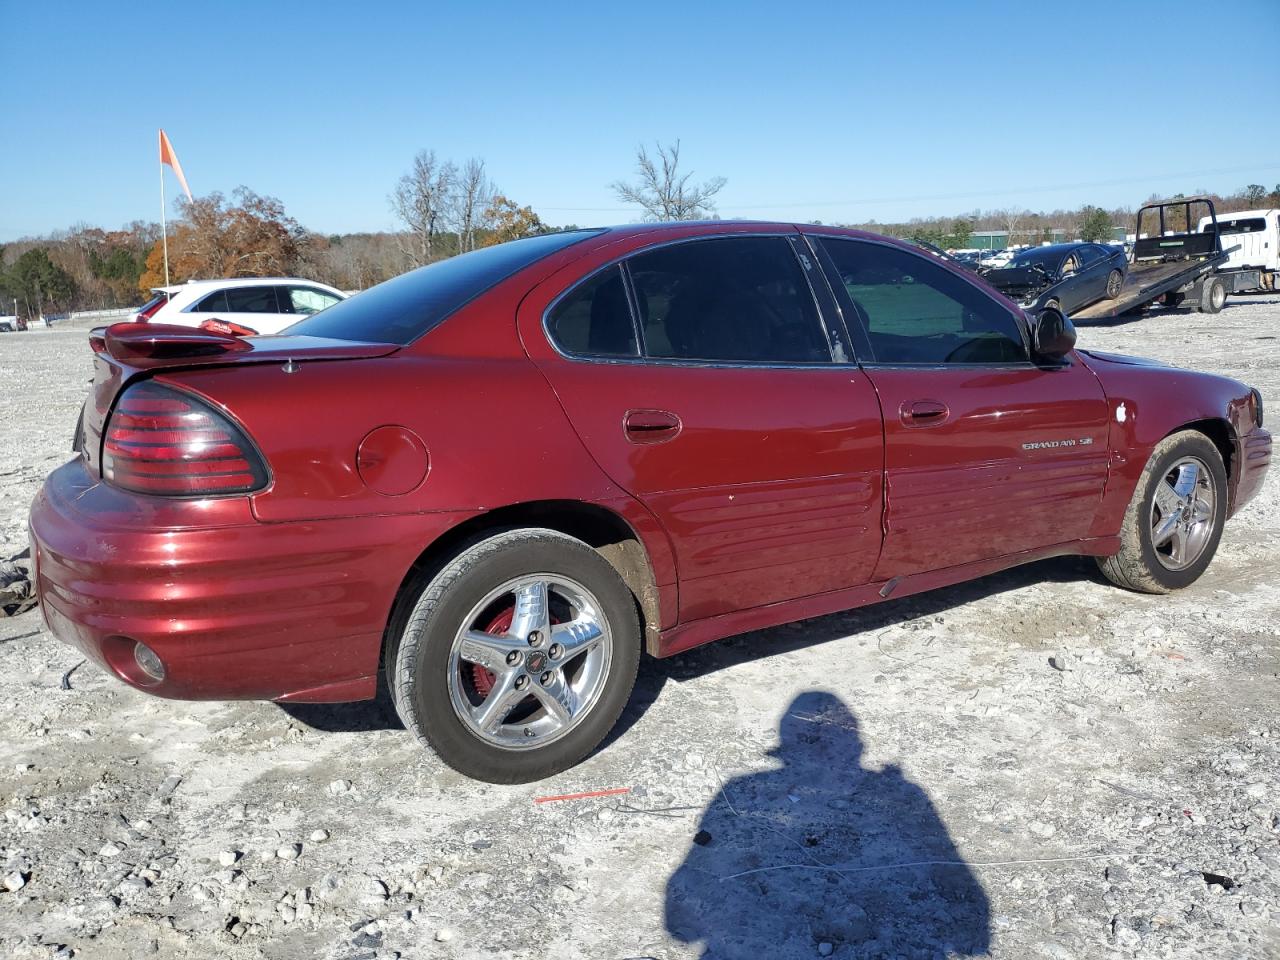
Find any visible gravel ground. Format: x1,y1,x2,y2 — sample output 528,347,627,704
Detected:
1,299,1277,960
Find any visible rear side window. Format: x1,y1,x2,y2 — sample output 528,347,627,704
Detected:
195,290,228,312
287,230,604,345
820,238,1026,365
224,286,281,313
287,286,343,315
546,266,638,357
628,237,831,363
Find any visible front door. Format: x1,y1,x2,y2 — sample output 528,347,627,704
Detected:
521,233,885,623
812,234,1110,580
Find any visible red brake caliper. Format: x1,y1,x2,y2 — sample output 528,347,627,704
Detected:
469,605,562,699
470,609,514,698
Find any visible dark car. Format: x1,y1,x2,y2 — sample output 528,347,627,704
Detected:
984,242,1127,314
28,222,1270,783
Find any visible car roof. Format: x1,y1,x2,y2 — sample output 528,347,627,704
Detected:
153,277,342,294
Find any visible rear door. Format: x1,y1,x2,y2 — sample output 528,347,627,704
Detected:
812,234,1110,580
519,232,885,624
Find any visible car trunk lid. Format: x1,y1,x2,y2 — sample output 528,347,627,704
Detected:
80,323,398,475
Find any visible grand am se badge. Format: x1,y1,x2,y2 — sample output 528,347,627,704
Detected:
1022,438,1096,450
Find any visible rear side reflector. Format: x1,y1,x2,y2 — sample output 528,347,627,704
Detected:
102,381,268,496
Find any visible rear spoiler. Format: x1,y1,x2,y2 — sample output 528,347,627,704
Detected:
91,322,252,366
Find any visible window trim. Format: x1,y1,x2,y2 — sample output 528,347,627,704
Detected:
540,232,847,369
808,234,1035,369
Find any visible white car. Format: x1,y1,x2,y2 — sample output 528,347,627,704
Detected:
131,277,348,335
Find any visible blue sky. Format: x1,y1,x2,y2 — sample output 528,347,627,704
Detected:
4,0,1279,241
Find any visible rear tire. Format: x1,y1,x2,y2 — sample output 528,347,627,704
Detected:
1199,277,1226,314
1096,431,1227,594
392,528,641,783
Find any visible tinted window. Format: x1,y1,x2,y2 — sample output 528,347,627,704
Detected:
1217,217,1268,235
287,286,343,315
1077,245,1104,265
224,286,280,313
287,230,604,344
628,237,831,363
820,238,1026,365
546,266,638,357
195,290,228,312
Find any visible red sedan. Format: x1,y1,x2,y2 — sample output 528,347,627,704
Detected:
29,223,1271,782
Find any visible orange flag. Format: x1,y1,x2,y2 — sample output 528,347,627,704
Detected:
158,129,193,202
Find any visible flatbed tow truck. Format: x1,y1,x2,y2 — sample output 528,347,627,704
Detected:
1073,197,1232,321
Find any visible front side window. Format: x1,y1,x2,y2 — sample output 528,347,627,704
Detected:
628,237,831,363
223,286,281,313
819,238,1026,365
546,265,638,357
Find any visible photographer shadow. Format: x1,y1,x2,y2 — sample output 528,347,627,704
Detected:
665,691,990,958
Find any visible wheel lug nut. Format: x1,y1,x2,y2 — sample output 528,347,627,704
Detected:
548,643,563,660
506,650,521,665
540,671,554,686
527,631,541,647
515,675,529,690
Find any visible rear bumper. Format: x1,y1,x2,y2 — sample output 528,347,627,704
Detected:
29,458,472,702
1231,426,1271,516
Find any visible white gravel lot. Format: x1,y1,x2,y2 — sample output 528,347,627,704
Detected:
1,298,1277,960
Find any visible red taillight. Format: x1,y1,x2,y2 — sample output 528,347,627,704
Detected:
135,293,170,322
101,382,268,497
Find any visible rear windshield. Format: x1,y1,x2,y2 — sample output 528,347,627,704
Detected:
285,230,604,344
1214,217,1268,236
1007,248,1064,268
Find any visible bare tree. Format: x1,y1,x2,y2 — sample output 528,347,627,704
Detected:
390,150,457,266
451,158,495,254
997,207,1027,246
610,140,726,221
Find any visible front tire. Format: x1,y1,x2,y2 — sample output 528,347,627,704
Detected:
392,528,641,783
1105,269,1123,299
1096,431,1227,593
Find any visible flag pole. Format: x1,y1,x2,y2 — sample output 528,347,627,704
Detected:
160,145,170,288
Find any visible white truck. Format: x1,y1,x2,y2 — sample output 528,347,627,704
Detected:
1198,208,1279,294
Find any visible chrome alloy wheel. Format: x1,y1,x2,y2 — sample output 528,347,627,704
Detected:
1149,456,1216,571
447,574,612,750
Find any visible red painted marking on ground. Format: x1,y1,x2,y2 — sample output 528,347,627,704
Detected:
533,787,631,804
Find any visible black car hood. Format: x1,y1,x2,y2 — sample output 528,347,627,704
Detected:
983,266,1056,301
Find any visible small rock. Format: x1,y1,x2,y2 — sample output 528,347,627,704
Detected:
2,871,27,892
118,877,148,894
693,830,713,846
597,807,614,824
1048,655,1069,672
277,844,302,861
218,850,239,867
818,943,834,957
309,829,329,843
1029,821,1056,839
99,842,124,858
327,779,352,796
296,902,314,920
363,878,389,902
435,928,453,942
14,763,34,774
278,904,296,923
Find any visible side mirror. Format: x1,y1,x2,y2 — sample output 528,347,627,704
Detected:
1032,306,1076,363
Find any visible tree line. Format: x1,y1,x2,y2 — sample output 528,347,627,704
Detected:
2,144,1276,319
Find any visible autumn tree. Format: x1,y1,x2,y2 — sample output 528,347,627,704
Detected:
390,150,456,266
479,195,545,246
138,188,303,292
610,140,726,221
